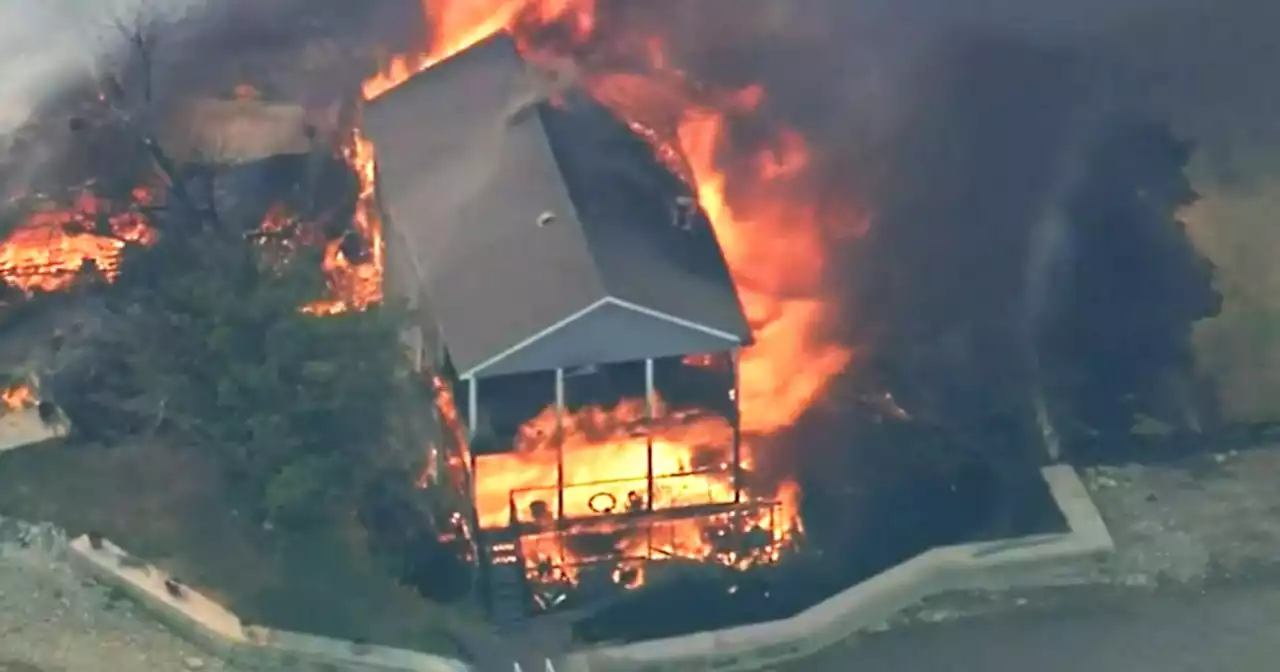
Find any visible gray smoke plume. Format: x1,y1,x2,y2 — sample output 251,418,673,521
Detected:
0,0,204,139
2,0,1273,422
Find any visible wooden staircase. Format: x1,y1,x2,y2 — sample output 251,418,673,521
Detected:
480,528,531,625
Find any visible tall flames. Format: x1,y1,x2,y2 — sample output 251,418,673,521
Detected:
304,131,385,314
0,0,857,591
365,1,858,584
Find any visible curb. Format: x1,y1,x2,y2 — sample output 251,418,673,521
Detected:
66,536,468,672
67,465,1112,672
561,465,1114,671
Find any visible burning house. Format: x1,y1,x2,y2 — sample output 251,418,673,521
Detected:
0,0,1234,655
365,33,798,620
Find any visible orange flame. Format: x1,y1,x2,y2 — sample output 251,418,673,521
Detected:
419,374,473,493
363,0,596,100
0,383,36,410
475,397,737,529
305,130,385,314
364,0,857,586
0,188,157,294
676,104,855,435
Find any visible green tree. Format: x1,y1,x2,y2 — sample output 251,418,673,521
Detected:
81,226,410,528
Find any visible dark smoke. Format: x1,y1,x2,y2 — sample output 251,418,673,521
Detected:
1040,120,1221,455
505,4,1230,605
3,0,1264,631
103,0,1233,546
847,35,1084,414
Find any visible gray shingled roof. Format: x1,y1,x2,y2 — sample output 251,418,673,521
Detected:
364,33,751,380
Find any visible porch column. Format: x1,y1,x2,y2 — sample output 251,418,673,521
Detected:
466,376,480,529
555,368,566,521
644,358,656,512
467,376,478,437
731,349,742,504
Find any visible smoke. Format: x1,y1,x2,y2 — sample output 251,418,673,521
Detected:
0,0,203,139
2,0,1271,427
1185,180,1280,423
503,0,1275,476
622,0,1278,441
0,0,211,201
1094,0,1280,424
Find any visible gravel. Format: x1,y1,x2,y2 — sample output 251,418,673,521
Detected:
785,446,1280,671
892,445,1280,626
0,517,242,672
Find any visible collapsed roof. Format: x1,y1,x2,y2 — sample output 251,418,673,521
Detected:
364,33,751,381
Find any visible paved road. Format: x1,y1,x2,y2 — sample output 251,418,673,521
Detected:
793,584,1280,671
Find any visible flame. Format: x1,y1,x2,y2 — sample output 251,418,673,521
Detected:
305,130,385,314
0,188,157,294
475,397,737,528
362,0,596,100
0,383,36,410
365,1,857,588
328,1,598,312
419,374,473,493
675,104,856,435
475,394,796,588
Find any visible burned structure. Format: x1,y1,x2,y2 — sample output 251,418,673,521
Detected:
365,34,791,621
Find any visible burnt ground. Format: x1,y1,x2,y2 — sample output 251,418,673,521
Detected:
0,438,484,655
781,444,1280,671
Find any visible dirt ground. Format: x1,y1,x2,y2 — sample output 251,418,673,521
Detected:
10,438,1280,670
0,520,239,672
0,438,479,656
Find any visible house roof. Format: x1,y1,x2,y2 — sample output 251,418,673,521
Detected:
364,33,751,380
161,98,317,164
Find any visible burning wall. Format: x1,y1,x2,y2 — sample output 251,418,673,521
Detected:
347,2,877,599
358,0,862,549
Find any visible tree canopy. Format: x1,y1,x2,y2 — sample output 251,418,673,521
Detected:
47,199,411,527
1043,119,1221,449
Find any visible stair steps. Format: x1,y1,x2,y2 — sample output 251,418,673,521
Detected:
481,530,530,624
